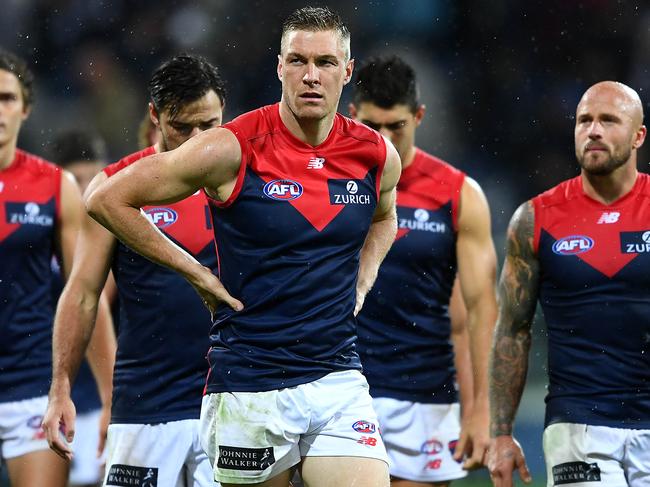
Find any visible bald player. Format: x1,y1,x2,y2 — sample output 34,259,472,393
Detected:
488,81,650,487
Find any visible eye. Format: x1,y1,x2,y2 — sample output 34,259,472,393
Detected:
361,121,381,131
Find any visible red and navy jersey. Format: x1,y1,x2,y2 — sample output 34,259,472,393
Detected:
357,149,465,403
104,147,217,424
533,173,650,428
206,103,387,393
0,149,61,402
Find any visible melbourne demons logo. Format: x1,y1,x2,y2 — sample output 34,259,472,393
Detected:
352,420,376,434
552,235,594,255
263,179,303,200
144,208,178,228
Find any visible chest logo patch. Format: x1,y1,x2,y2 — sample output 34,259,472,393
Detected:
263,179,303,200
620,230,650,254
5,201,54,227
329,179,372,205
552,235,594,255
144,207,178,228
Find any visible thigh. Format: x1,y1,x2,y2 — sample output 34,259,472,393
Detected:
299,370,387,465
543,423,627,487
103,421,193,487
6,449,69,487
300,456,389,487
374,398,465,484
200,392,304,486
0,395,51,461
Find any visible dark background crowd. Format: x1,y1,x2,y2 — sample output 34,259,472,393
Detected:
2,0,648,482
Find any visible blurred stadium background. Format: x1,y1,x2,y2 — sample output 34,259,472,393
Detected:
2,0,649,485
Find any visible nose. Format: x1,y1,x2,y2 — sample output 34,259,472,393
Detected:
378,127,394,139
302,62,320,85
587,121,603,139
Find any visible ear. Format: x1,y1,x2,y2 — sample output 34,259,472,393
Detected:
21,104,31,121
277,54,283,81
343,58,355,85
149,102,161,128
348,103,357,119
633,124,647,149
414,104,426,127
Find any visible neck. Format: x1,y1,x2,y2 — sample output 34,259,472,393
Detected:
400,145,417,169
581,160,638,204
0,139,17,170
279,101,335,146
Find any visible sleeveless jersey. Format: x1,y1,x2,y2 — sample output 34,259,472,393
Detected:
206,103,387,393
357,149,465,403
104,147,217,423
533,173,650,428
0,149,61,402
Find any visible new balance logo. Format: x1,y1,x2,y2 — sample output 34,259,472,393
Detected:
307,157,325,169
597,212,620,224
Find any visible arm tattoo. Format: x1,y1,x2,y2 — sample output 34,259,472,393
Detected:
489,201,539,436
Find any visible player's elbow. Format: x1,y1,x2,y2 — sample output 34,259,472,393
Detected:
84,185,111,225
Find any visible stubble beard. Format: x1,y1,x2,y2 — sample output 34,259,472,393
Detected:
577,146,631,176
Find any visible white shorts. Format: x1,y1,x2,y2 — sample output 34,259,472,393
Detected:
0,395,49,460
69,409,104,486
372,398,466,482
200,369,388,485
103,419,215,487
543,422,650,487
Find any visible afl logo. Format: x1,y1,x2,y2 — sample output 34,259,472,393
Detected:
352,420,376,434
552,235,594,255
421,439,443,455
264,179,303,200
145,207,178,228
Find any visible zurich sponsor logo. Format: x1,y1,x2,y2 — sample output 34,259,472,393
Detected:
414,208,429,222
352,420,376,434
263,179,303,200
620,230,650,253
7,201,54,226
552,235,594,255
145,207,178,228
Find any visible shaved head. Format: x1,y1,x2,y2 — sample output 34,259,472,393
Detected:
578,81,644,127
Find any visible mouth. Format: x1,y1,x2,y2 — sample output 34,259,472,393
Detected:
584,145,607,153
299,92,323,101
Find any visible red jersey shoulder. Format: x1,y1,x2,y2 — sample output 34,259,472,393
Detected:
335,113,383,146
224,104,278,141
401,149,465,194
104,146,156,178
415,149,464,184
637,172,650,198
533,176,581,209
15,148,61,179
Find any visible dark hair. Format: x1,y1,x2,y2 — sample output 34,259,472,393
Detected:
352,55,419,112
0,49,34,108
148,54,226,120
49,131,108,167
281,6,350,58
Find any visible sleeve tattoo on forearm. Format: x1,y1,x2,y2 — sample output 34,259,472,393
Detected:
489,201,539,436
